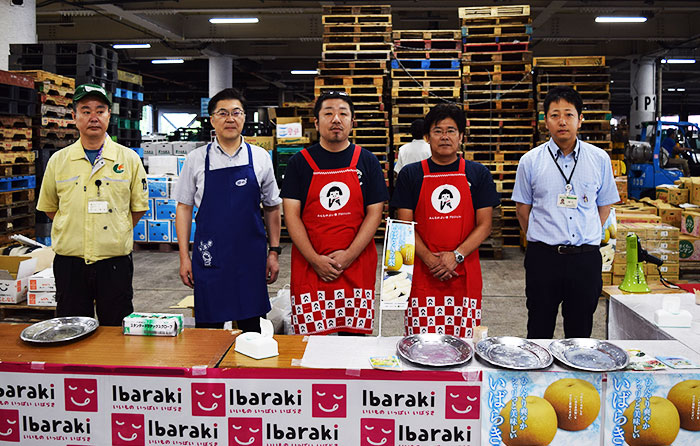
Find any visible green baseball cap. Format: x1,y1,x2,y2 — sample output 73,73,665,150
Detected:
73,83,112,106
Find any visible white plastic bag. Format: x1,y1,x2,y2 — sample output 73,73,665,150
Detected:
267,285,292,334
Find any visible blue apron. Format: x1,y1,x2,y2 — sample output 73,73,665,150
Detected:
192,142,270,323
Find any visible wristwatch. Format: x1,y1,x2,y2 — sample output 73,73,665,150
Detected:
453,250,465,264
269,246,282,255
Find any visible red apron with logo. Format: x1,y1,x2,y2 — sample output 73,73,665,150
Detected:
406,158,483,337
290,145,377,335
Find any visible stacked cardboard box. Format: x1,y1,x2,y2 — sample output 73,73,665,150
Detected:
27,267,55,306
612,222,680,285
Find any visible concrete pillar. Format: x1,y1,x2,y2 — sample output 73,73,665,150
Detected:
208,56,233,97
629,57,657,140
0,0,37,70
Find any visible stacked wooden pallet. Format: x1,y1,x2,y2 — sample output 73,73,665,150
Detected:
534,56,612,152
390,29,462,160
460,4,534,249
317,4,392,238
0,70,38,245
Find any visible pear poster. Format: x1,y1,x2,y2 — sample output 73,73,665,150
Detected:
605,372,700,446
482,370,603,446
380,218,416,310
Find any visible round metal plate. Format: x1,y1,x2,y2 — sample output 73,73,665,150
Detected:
397,334,473,367
20,317,99,344
475,336,553,370
549,338,630,372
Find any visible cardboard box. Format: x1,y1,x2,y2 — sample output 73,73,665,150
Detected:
649,249,679,264
171,220,195,243
28,267,55,292
656,185,689,205
681,210,700,236
651,224,680,240
142,199,154,220
613,259,627,276
134,219,147,242
27,291,56,306
690,177,700,205
155,199,177,220
649,262,680,276
646,239,680,252
656,204,682,228
679,234,700,261
0,256,37,304
602,272,612,286
148,220,171,242
177,156,186,175
245,136,274,152
276,117,303,140
147,176,169,198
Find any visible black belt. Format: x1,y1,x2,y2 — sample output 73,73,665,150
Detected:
530,241,599,255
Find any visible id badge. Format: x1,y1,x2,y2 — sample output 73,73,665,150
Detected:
87,200,109,213
557,194,578,208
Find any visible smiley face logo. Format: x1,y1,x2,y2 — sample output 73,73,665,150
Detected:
360,418,394,446
64,378,98,412
430,184,461,214
0,409,20,442
320,181,351,211
445,385,480,419
312,384,346,418
191,383,225,417
228,417,262,446
111,413,144,446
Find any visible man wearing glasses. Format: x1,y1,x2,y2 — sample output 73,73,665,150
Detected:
281,91,388,335
174,88,282,331
391,104,499,337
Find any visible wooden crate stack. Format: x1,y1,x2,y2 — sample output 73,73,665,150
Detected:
534,56,612,152
317,4,392,238
0,70,38,245
390,29,462,160
460,4,534,250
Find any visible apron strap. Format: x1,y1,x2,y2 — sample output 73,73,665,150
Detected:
245,142,253,167
300,148,320,172
421,158,430,175
350,144,362,169
204,143,212,172
459,157,466,174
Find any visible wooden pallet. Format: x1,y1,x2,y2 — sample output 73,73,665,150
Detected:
354,110,388,120
536,71,610,83
393,29,461,40
464,72,533,84
314,85,383,97
322,5,391,16
319,67,387,77
393,49,462,60
0,127,32,140
0,151,35,165
391,68,461,79
464,88,533,101
463,150,529,162
11,69,75,89
463,41,529,53
36,82,73,98
0,140,32,151
324,33,391,44
39,93,72,107
41,116,75,128
315,76,384,87
39,126,78,139
462,50,532,63
393,39,461,52
39,103,73,119
0,201,35,219
323,24,392,34
0,213,35,232
464,98,535,112
459,5,530,20
322,14,391,25
319,60,387,70
323,42,392,52
0,116,32,129
462,62,532,75
322,51,390,62
392,78,461,90
392,88,461,99
534,56,606,67
0,162,34,177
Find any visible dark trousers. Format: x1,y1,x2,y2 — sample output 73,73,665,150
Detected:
195,315,265,333
53,254,134,326
524,243,602,338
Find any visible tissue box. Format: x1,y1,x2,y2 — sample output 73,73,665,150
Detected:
28,268,55,292
27,291,56,306
123,312,183,336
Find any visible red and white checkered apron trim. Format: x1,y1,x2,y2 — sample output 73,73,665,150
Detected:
291,288,374,334
405,295,481,338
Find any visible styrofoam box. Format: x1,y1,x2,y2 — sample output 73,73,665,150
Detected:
156,143,174,155
142,143,157,157
148,155,179,175
27,291,56,306
28,267,55,292
0,256,37,304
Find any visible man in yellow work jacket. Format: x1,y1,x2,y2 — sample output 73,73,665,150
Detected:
37,84,149,325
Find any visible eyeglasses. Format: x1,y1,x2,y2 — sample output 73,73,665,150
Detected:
430,128,459,136
213,108,244,118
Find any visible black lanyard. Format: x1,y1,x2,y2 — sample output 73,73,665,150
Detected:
547,143,579,188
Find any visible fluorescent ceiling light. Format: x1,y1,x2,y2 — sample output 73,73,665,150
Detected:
151,59,184,64
112,43,151,49
661,58,696,64
595,16,647,23
209,17,259,24
677,88,686,92
668,88,676,92
291,70,318,75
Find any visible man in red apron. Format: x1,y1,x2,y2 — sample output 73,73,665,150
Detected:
174,88,282,331
391,104,500,338
282,92,388,335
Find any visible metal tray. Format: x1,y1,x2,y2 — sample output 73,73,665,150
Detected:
397,334,473,367
20,317,99,344
475,336,553,370
548,338,629,372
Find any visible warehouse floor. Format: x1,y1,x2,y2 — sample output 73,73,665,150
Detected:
133,244,608,339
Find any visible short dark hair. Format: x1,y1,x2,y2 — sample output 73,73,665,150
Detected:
423,104,466,136
313,91,354,119
543,86,583,116
410,119,425,139
208,88,246,116
439,189,453,199
327,186,342,196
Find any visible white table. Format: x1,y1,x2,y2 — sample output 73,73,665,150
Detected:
608,292,700,354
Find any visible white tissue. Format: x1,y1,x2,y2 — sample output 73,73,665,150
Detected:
234,318,279,359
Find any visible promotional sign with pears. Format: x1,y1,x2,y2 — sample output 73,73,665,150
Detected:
482,370,603,446
380,218,416,310
605,372,700,446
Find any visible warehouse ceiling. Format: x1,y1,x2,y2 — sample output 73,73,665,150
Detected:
34,0,700,116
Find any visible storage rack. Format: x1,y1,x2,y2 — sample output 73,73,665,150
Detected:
0,70,38,245
317,4,393,239
115,70,144,148
460,4,534,250
534,56,612,152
